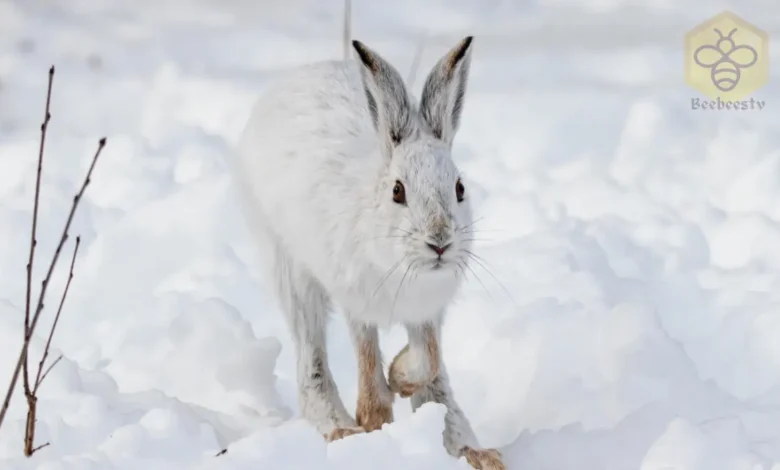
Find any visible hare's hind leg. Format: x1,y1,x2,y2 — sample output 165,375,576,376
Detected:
398,318,506,470
269,242,356,440
348,322,394,432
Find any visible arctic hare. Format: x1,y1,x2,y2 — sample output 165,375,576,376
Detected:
234,36,504,469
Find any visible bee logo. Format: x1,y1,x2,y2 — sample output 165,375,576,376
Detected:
693,27,759,92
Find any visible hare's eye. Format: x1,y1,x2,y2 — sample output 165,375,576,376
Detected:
455,179,465,203
393,180,406,205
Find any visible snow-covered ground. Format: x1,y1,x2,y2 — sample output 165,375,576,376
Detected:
2,0,780,468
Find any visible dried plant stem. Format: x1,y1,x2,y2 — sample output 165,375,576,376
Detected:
343,0,352,60
0,66,55,432
23,238,79,456
22,65,54,402
407,33,428,89
34,237,80,393
0,66,108,459
17,136,103,454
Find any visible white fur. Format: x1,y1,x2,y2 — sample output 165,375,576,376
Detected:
232,37,486,457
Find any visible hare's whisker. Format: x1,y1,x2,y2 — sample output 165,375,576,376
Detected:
389,260,416,324
463,250,516,306
457,217,485,233
363,254,410,313
461,257,495,305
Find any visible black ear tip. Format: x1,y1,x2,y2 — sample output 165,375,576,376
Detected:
460,36,474,54
448,36,473,67
352,40,378,70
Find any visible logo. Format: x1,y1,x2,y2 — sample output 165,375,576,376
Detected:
685,11,769,110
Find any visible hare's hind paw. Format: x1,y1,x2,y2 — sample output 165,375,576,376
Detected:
388,342,439,398
325,426,366,442
461,447,506,470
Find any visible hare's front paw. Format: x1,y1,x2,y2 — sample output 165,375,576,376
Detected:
355,396,393,432
461,447,506,470
388,345,439,397
325,426,366,442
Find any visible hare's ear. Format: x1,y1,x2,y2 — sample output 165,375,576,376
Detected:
352,40,415,158
419,36,473,147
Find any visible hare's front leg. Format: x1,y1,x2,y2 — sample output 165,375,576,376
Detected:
348,322,394,431
393,319,506,470
272,249,358,441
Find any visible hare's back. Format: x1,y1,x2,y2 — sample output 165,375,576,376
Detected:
234,59,377,262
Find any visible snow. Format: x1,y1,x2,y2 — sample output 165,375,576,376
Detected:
1,0,780,469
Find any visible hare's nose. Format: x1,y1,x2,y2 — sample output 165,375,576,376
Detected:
426,242,451,256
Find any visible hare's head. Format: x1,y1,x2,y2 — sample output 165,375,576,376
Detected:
353,37,475,280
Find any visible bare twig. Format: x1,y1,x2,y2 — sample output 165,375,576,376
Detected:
0,343,22,430
31,442,50,453
23,395,37,456
22,235,76,454
23,65,54,402
343,0,351,60
0,66,108,456
37,355,62,389
34,237,80,393
0,66,55,431
406,34,428,89
27,138,105,344
19,138,102,455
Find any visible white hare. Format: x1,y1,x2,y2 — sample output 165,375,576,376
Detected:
234,36,505,469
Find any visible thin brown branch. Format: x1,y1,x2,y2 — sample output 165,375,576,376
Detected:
23,65,54,400
26,255,73,457
37,355,62,389
34,237,80,393
30,441,50,454
406,34,428,90
0,355,24,430
13,141,105,442
27,138,105,341
0,65,56,432
0,66,108,436
5,139,105,440
343,0,351,60
23,394,36,456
